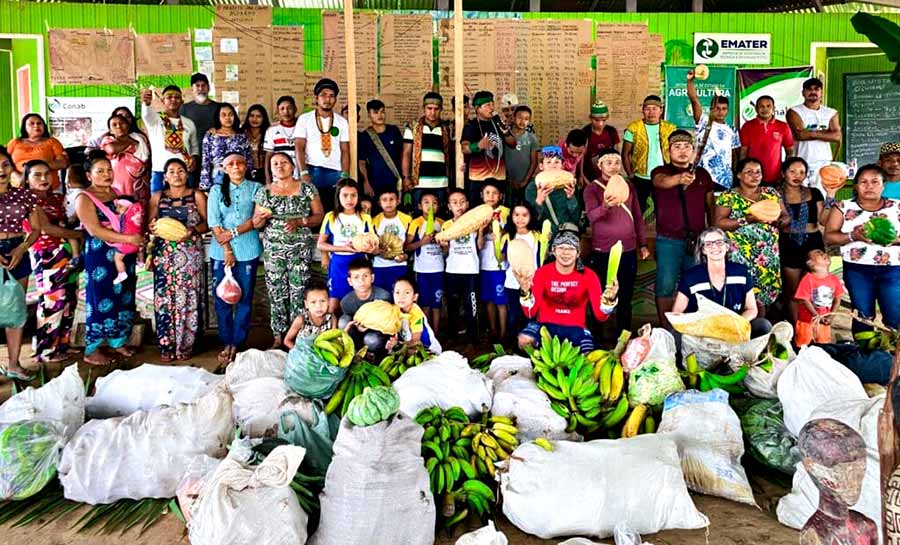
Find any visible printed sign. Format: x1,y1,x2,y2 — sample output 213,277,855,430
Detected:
737,66,813,126
694,33,771,65
47,97,135,148
664,65,736,130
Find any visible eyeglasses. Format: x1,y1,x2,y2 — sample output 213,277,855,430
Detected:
703,239,727,248
741,170,763,177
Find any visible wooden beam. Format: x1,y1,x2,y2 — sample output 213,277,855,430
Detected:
454,0,464,188
437,0,449,10
626,0,637,12
343,0,358,179
692,0,703,12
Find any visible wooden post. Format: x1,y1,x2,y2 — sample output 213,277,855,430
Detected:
453,0,464,188
530,0,541,11
626,0,637,12
880,345,900,545
343,0,358,179
692,0,703,12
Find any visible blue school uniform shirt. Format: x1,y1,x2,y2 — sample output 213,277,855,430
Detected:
207,180,263,262
677,261,751,314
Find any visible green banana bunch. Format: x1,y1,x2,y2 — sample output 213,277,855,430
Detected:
855,330,898,352
469,344,508,373
527,327,584,372
324,349,391,416
313,328,355,367
377,343,433,380
289,471,325,514
696,364,749,395
417,406,476,497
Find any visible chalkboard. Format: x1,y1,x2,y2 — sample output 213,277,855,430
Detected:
844,72,900,168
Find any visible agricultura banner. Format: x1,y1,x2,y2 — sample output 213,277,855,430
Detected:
47,97,136,148
664,65,737,130
737,66,813,126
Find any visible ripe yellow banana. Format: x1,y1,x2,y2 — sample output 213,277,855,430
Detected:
621,404,647,438
533,438,554,452
608,362,624,402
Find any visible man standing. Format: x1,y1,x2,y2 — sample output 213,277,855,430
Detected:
739,95,796,186
623,95,677,214
460,90,516,202
504,105,540,204
650,130,717,329
582,100,620,183
296,78,351,210
880,142,900,198
402,92,450,206
180,74,218,145
787,78,841,188
358,99,403,199
264,95,300,181
687,71,741,189
140,85,199,193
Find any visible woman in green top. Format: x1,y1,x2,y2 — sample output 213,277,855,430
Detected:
253,152,325,348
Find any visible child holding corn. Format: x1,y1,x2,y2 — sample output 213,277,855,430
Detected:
405,190,444,335
440,188,484,337
479,181,510,341
372,189,411,292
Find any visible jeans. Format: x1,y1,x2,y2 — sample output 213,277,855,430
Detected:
446,272,478,336
586,249,637,335
841,261,900,333
212,258,259,346
309,165,342,212
654,235,696,298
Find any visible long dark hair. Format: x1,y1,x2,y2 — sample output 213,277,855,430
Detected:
162,158,189,192
734,157,763,182
334,178,363,214
112,106,136,128
105,114,132,137
213,103,241,132
505,201,538,238
0,146,12,164
19,113,49,140
243,104,270,136
22,159,50,185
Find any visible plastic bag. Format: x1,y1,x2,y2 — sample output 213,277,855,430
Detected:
614,523,652,545
231,377,315,438
777,345,868,436
491,375,573,441
485,355,535,386
188,445,308,545
667,294,750,344
0,268,26,328
393,351,493,418
284,339,348,399
276,407,339,476
0,420,66,500
724,321,796,399
59,384,233,504
657,389,756,505
621,324,652,373
226,349,287,387
310,413,435,545
455,522,508,545
627,329,683,408
734,399,799,475
815,342,893,385
87,364,222,419
216,266,242,305
0,365,85,441
500,437,709,539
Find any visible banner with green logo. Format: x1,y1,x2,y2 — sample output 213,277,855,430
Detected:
737,66,813,126
664,65,736,130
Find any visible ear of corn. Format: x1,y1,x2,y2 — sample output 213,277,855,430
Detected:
434,204,494,243
539,220,552,265
606,240,623,288
425,206,435,235
492,220,503,264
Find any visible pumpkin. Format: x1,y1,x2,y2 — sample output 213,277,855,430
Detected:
346,385,401,426
153,217,189,241
748,199,781,223
605,174,630,206
350,233,380,253
535,169,575,191
819,163,847,191
863,217,898,246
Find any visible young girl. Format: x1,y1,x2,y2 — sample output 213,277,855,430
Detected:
440,188,484,337
317,179,376,314
479,181,510,341
405,191,444,335
393,275,442,354
501,202,543,342
284,279,337,349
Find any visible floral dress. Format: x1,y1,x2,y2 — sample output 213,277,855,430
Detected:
151,191,204,359
200,133,252,191
716,187,782,306
254,182,319,336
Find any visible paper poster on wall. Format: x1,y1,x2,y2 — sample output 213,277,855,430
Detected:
737,66,813,126
221,91,239,104
220,38,238,53
134,33,192,76
47,97,135,148
194,29,212,43
194,46,213,62
48,29,136,85
198,61,214,77
226,65,239,82
664,65,736,130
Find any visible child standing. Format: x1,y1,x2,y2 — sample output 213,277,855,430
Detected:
317,179,376,314
503,106,540,205
440,188,483,337
501,202,543,343
393,275,442,354
405,191,444,335
283,278,337,349
479,181,510,340
372,189,411,292
794,249,845,346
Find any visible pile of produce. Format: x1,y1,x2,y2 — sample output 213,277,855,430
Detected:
468,344,507,374
679,353,749,395
354,300,403,335
0,421,64,500
854,329,898,352
378,343,434,380
312,329,356,368
378,233,405,260
346,386,400,427
323,349,391,416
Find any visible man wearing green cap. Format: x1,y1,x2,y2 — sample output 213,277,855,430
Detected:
582,100,620,183
623,95,677,214
460,90,516,203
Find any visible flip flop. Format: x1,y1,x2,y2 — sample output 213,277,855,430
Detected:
1,368,36,382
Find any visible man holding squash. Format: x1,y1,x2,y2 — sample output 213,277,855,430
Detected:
787,78,841,190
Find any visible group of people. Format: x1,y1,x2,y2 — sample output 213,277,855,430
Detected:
1,69,899,376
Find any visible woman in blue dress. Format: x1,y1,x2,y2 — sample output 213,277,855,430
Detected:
75,152,144,365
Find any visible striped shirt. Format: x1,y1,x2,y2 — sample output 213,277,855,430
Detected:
264,122,299,177
404,122,448,189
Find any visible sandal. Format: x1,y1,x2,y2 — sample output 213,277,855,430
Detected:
1,367,36,382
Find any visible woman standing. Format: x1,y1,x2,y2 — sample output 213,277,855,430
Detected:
148,158,208,362
252,152,324,348
76,153,144,365
23,160,82,364
714,157,789,315
0,148,43,379
208,152,262,366
7,114,68,189
200,103,252,191
243,104,270,185
825,164,900,333
100,114,150,204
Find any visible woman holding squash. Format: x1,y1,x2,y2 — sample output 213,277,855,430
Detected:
824,164,900,333
147,158,208,362
714,157,790,315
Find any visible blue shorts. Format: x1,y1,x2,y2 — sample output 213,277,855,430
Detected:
374,265,407,293
327,253,364,300
416,271,444,309
480,270,507,305
654,235,697,298
520,321,595,353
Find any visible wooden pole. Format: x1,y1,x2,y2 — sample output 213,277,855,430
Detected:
880,345,900,545
343,0,358,179
453,0,464,188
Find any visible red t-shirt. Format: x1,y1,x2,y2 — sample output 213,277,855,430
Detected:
794,272,845,322
649,164,715,240
582,124,620,180
738,118,794,183
522,264,610,328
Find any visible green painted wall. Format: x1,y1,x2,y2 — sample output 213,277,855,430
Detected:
0,40,13,144
10,37,40,121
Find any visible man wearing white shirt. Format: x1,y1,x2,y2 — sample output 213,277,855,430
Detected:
787,78,841,189
295,78,350,211
140,85,199,193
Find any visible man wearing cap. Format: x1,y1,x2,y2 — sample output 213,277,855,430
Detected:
500,94,519,126
402,92,450,206
295,78,351,210
180,73,219,147
582,100,620,182
739,95,795,186
687,70,741,189
460,90,517,203
517,227,619,354
787,78,841,189
623,95,677,214
140,85,200,193
881,142,900,198
650,129,717,329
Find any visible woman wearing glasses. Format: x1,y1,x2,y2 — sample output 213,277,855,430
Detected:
714,157,790,317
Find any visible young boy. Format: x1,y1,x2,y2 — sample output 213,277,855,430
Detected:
440,188,484,337
339,257,392,326
372,189,411,292
405,191,444,335
525,146,581,234
504,105,540,204
794,249,845,346
393,275,442,354
359,194,374,217
479,181,510,340
284,279,337,349
358,99,404,199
